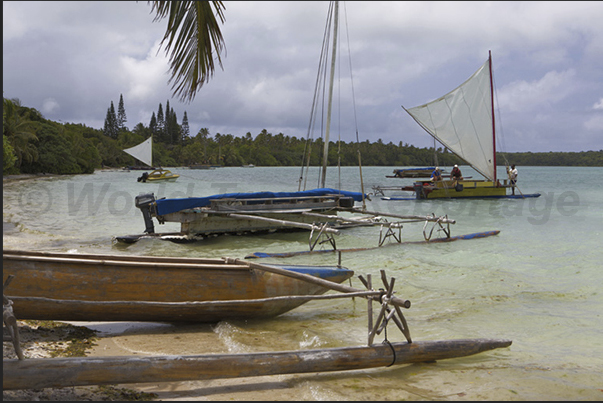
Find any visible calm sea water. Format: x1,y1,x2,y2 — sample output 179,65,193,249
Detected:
3,165,603,400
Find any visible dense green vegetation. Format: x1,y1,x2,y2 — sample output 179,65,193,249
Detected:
3,97,602,176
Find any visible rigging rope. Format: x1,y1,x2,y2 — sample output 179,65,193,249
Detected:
491,63,510,170
342,2,367,208
299,2,334,191
298,1,367,206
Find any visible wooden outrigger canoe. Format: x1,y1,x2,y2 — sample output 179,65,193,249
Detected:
3,250,512,391
2,249,354,323
3,338,512,390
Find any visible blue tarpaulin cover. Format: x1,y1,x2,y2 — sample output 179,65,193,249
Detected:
155,188,365,216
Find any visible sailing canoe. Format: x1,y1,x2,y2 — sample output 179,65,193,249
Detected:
124,136,179,182
399,52,540,200
2,249,354,323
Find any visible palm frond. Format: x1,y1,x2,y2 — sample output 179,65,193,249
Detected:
150,1,226,103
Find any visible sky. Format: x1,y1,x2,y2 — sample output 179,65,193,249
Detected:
3,1,603,153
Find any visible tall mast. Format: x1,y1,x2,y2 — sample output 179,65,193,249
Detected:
320,1,338,188
489,50,497,183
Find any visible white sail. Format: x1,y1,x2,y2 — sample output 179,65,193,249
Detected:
404,58,495,181
124,137,153,167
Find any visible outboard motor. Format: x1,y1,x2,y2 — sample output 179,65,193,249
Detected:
135,193,156,234
338,196,355,208
413,183,427,199
137,172,149,182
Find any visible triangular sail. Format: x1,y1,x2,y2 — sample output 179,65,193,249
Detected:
404,58,495,181
124,137,153,168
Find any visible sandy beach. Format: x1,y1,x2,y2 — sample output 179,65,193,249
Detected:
3,173,63,183
4,320,367,401
2,320,158,401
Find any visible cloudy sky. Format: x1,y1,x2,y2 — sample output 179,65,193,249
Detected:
3,1,603,152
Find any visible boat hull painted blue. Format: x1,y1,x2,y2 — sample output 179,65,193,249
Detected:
382,193,541,201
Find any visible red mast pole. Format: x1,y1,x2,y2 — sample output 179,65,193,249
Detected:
489,50,497,183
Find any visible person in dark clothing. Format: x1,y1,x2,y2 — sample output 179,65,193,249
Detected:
451,164,463,181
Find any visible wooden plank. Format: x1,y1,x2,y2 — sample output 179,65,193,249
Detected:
3,339,512,390
349,208,457,224
2,254,249,270
226,213,340,233
1,249,229,265
209,195,343,212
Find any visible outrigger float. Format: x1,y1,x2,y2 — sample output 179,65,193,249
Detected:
246,230,501,259
4,263,512,390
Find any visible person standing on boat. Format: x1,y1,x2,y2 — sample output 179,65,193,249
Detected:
451,165,463,181
507,164,518,195
431,167,442,182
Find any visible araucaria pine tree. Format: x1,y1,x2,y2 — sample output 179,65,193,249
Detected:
103,101,118,139
156,103,165,142
117,94,127,131
181,111,190,139
164,100,172,144
149,112,157,136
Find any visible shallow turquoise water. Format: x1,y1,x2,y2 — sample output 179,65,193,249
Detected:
3,165,603,400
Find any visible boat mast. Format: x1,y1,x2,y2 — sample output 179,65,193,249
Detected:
489,50,497,183
320,1,339,189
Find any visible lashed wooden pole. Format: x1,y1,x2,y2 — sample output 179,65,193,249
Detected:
3,339,512,390
229,258,411,309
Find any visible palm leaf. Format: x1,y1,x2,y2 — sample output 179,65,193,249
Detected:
150,1,226,103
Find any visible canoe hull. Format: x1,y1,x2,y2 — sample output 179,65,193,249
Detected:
393,179,541,199
412,180,506,199
2,250,354,323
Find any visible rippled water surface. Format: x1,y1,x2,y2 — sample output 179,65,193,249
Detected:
3,165,603,400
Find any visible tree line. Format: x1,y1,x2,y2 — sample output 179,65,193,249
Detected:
4,96,603,176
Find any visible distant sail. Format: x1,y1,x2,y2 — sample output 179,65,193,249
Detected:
404,59,495,181
124,137,153,167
